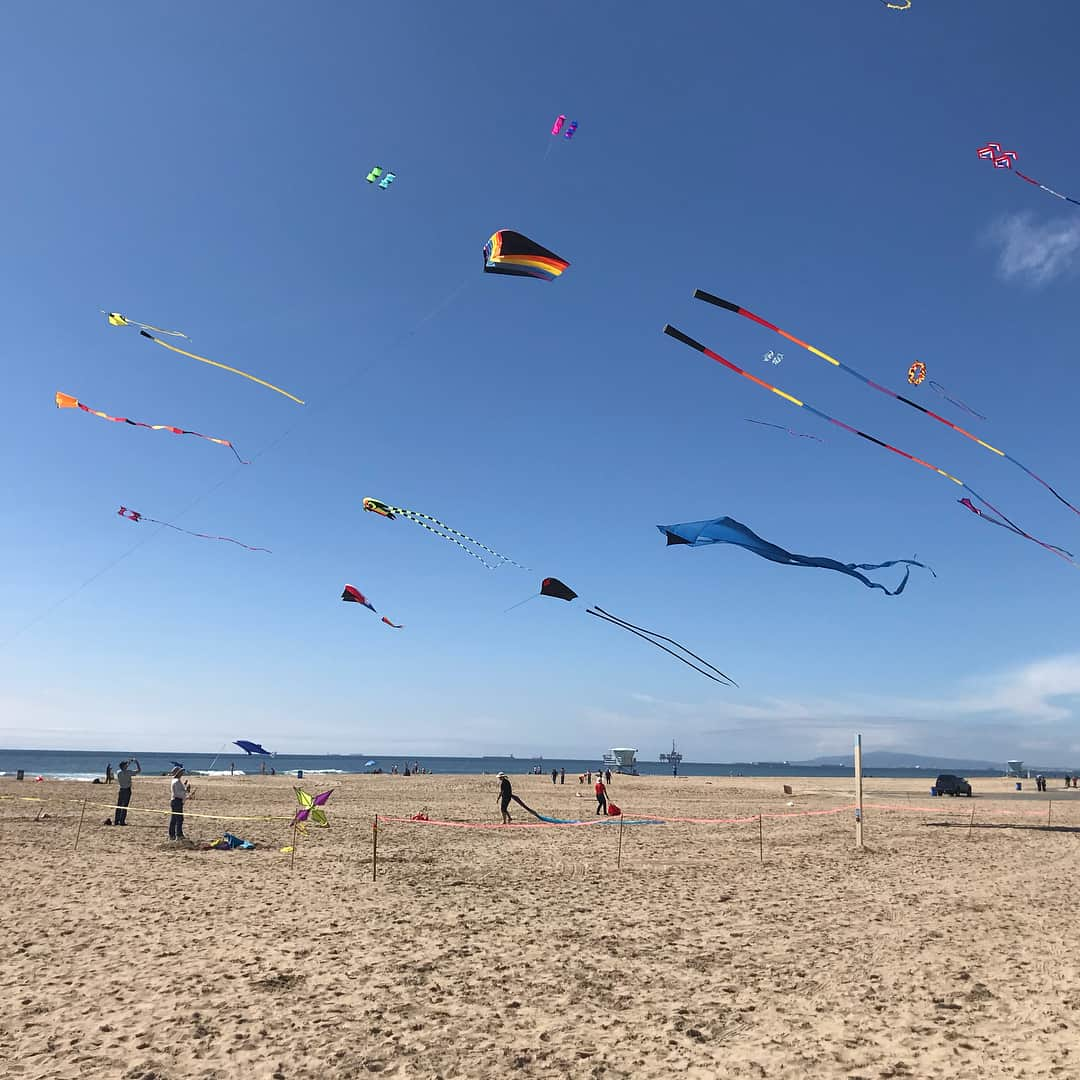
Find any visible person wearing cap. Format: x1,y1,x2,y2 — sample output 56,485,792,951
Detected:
113,758,141,825
497,772,513,824
595,776,608,816
169,767,191,841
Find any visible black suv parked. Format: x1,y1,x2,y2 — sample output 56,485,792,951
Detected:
935,774,972,797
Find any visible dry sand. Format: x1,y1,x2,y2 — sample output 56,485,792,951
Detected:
2,772,1079,1079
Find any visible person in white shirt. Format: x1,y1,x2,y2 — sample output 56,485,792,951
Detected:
169,768,190,841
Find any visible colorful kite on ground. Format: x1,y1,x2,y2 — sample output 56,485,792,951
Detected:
113,324,304,405
659,517,933,596
928,381,986,421
483,230,569,281
744,418,823,443
117,506,271,552
363,497,530,571
293,787,333,831
689,290,1080,519
907,362,927,386
56,392,248,463
234,740,272,756
102,311,189,339
341,584,402,628
662,323,1076,568
978,143,1079,207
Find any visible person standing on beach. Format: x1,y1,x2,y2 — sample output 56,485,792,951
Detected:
595,777,608,815
551,768,558,785
605,769,612,785
113,758,141,825
169,767,190,841
105,763,113,785
497,772,513,824
560,768,565,785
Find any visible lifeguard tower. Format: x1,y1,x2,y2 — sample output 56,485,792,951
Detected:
1007,760,1025,778
603,747,639,775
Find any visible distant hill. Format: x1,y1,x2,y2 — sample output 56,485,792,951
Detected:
793,751,1001,771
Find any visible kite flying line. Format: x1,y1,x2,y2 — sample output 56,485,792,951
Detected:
977,143,1080,208
928,382,986,421
55,392,249,463
662,324,1078,568
744,418,823,443
692,290,1080,519
136,330,305,405
118,507,271,553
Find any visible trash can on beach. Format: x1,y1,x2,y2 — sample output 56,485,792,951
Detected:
16,769,24,781
1015,782,1022,791
297,769,304,779
930,786,937,797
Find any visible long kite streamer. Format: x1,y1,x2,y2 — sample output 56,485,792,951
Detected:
133,330,305,405
117,506,271,553
659,517,932,596
662,324,1077,567
957,498,1075,559
362,497,530,571
103,311,189,339
977,143,1080,208
692,290,1080,518
56,392,248,463
586,606,738,686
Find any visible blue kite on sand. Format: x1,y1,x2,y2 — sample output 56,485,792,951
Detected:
658,516,933,596
234,740,273,756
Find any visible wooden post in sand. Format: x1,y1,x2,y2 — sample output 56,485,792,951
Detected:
854,733,864,849
290,820,298,870
1048,800,1052,827
73,796,88,851
758,813,763,863
372,815,378,882
616,811,625,870
966,804,976,840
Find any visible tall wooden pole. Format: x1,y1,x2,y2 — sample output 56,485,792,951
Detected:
854,733,864,849
758,813,763,863
73,796,88,851
616,811,624,870
372,815,378,882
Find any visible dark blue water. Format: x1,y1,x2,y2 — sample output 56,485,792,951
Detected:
0,748,1009,782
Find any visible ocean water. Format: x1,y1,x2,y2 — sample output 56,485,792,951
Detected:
0,747,1009,782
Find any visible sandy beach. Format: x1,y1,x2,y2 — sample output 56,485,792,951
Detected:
2,772,1079,1079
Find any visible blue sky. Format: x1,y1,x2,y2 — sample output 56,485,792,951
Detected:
2,1,1080,763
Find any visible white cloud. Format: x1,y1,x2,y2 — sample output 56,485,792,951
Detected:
985,211,1080,285
598,652,1080,763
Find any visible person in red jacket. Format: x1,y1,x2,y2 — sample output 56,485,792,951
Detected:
595,777,607,816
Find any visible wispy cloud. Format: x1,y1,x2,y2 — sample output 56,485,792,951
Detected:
985,211,1080,285
596,652,1080,762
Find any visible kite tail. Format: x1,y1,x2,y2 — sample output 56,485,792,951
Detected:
392,506,530,571
139,331,305,406
126,512,271,553
958,496,1078,566
586,608,736,686
510,794,542,819
394,512,501,569
590,607,738,686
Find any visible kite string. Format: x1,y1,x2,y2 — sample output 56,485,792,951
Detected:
927,382,987,422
